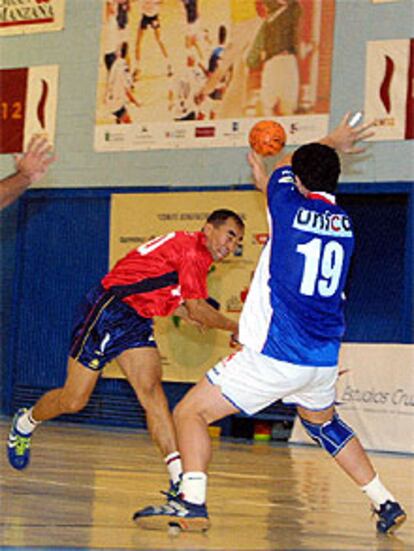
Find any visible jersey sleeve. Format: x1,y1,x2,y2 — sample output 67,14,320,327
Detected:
267,165,296,215
178,244,210,300
267,165,295,199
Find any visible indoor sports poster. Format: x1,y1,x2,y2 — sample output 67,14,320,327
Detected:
0,0,65,36
0,65,59,154
103,190,268,383
94,0,335,152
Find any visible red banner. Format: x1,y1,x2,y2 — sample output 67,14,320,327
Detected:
0,68,28,154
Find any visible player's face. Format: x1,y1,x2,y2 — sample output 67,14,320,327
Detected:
204,218,244,261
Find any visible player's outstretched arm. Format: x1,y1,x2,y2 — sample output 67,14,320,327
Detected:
184,298,238,334
0,171,31,210
247,112,375,197
247,150,269,193
320,112,376,154
0,135,55,210
173,304,205,331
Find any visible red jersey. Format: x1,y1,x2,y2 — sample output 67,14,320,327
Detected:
101,231,213,318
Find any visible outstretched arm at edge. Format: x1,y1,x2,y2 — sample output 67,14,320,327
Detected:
0,135,55,210
0,172,32,211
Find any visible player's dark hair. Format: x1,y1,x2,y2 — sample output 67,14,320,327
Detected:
291,143,341,193
206,209,244,229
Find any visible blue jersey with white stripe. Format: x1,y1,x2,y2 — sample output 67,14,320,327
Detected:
239,166,354,366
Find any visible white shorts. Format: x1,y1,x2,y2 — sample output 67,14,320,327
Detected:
261,54,299,116
206,347,338,416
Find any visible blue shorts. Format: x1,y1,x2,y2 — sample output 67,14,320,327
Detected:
69,284,156,371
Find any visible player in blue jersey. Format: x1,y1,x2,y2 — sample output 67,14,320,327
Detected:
133,114,406,535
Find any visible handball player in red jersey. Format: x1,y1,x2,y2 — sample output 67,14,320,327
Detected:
7,209,244,497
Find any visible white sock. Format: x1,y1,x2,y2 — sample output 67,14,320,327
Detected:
361,474,395,509
164,452,183,485
16,408,41,435
180,472,207,505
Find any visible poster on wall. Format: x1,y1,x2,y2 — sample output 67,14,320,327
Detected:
290,343,414,454
365,39,414,140
0,0,65,35
94,0,335,152
102,190,268,382
0,65,59,154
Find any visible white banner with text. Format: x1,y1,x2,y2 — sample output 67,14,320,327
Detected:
290,343,414,454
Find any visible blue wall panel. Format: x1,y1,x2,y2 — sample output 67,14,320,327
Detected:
0,203,19,411
341,194,409,342
7,194,109,409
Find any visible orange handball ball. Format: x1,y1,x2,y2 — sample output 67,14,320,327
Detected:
248,120,287,156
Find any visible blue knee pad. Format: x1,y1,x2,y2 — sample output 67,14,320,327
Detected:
300,413,354,456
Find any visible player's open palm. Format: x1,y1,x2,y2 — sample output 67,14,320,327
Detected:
328,112,376,155
14,135,55,184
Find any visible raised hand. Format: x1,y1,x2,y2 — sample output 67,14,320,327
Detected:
323,112,376,155
14,134,55,184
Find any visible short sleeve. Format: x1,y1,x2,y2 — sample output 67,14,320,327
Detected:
267,165,295,199
267,165,296,215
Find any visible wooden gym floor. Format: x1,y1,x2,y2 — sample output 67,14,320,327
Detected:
0,418,412,550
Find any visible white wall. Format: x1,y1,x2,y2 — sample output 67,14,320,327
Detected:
0,0,413,188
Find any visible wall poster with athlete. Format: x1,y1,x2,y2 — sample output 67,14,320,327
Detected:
94,0,335,152
102,190,268,383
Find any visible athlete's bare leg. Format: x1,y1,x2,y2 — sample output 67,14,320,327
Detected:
117,347,176,457
173,377,238,472
153,27,168,59
32,357,100,421
135,27,145,65
297,405,376,486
